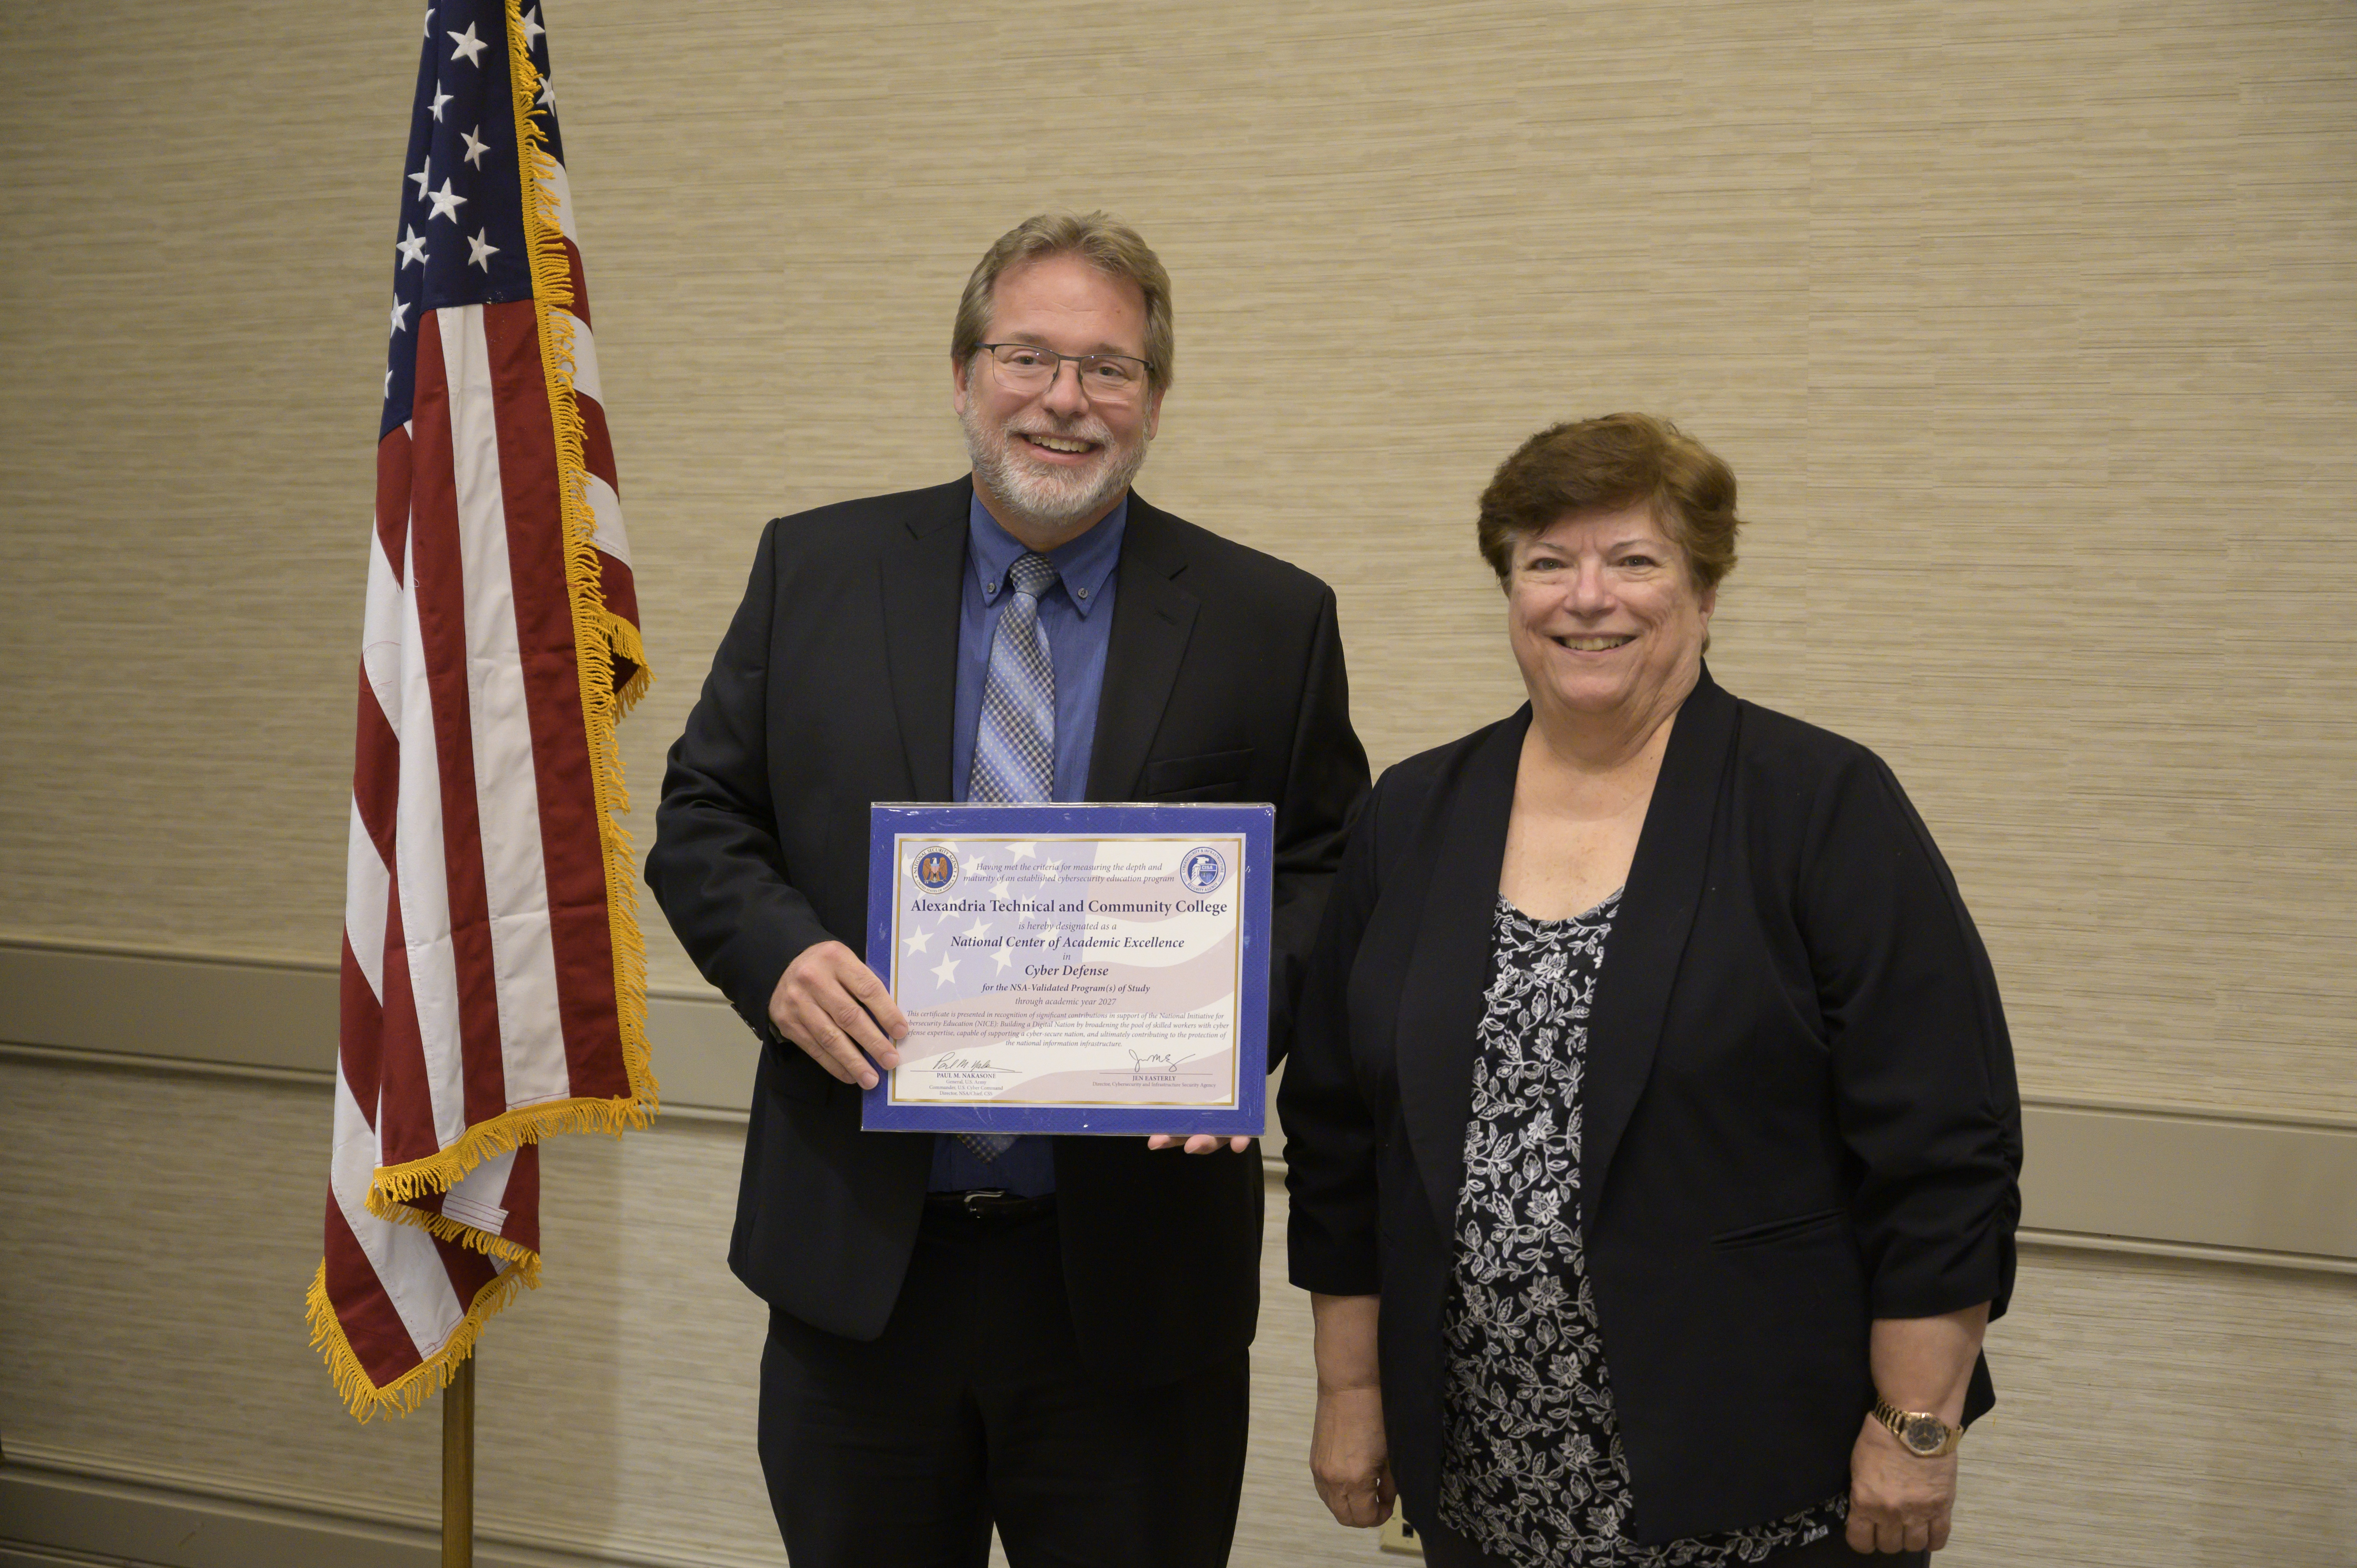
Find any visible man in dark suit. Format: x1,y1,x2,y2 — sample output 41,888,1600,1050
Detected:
646,212,1368,1567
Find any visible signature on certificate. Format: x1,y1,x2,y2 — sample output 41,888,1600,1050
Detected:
1126,1049,1187,1077
932,1051,1014,1076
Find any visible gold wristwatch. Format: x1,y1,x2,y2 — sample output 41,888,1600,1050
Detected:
1871,1395,1965,1458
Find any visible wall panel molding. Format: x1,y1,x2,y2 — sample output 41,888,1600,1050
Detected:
0,1445,766,1568
5,936,2352,1269
0,937,755,1113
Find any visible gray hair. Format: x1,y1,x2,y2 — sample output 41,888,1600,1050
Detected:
951,212,1174,390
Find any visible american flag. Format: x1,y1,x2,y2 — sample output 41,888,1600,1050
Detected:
309,0,654,1420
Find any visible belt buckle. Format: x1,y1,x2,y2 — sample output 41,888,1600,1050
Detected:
960,1188,1011,1218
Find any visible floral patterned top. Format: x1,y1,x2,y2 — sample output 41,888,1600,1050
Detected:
1435,893,1848,1566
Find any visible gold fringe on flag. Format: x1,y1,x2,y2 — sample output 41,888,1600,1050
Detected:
364,1089,651,1212
510,39,653,711
312,1,657,1420
307,1259,537,1423
504,0,659,1143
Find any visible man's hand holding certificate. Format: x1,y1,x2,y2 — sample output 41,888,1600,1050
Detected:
862,803,1272,1140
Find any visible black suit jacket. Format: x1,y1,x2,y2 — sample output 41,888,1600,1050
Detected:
1279,668,2021,1540
647,477,1368,1388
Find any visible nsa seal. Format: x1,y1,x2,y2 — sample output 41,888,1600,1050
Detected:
913,844,959,891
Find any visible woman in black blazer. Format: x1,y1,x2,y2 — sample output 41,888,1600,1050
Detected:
1279,415,2021,1567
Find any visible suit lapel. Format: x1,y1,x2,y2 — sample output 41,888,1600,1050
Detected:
877,480,972,800
1395,709,1529,1237
1578,666,1739,1227
1086,494,1200,799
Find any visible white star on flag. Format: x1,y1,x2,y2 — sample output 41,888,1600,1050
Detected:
904,926,932,954
931,956,961,986
429,87,453,121
460,126,490,168
425,178,467,222
466,230,499,270
520,6,545,46
422,7,433,37
537,75,557,111
409,156,431,198
389,297,411,333
396,226,428,267
447,21,488,65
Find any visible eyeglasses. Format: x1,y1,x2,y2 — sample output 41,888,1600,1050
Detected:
977,343,1153,403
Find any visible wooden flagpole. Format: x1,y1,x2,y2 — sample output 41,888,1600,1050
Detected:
442,1353,475,1568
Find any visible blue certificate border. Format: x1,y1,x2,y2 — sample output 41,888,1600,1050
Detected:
861,803,1273,1137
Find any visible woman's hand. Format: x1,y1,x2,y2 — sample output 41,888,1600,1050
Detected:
1311,1383,1396,1527
1849,1302,1989,1554
1307,1292,1394,1527
1846,1415,1956,1554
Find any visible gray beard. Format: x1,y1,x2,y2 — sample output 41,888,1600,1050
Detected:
961,406,1149,535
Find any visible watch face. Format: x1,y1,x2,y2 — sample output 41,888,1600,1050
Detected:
1901,1415,1947,1455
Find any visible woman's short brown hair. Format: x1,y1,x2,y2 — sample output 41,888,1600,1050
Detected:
1475,413,1741,589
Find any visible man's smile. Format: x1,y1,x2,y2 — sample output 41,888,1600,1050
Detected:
1018,431,1099,458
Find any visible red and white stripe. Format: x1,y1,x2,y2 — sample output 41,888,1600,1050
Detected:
321,293,640,1411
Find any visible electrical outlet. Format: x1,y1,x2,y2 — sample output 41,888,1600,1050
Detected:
1378,1511,1424,1556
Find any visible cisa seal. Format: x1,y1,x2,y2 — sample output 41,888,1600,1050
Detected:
913,844,959,891
1178,845,1228,895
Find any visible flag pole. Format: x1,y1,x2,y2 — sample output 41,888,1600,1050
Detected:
442,1353,475,1568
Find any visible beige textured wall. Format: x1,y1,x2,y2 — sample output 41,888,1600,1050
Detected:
4,3,2356,1563
3,0,2353,1119
5,1058,2354,1566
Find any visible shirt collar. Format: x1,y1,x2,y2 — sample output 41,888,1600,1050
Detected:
967,489,1128,620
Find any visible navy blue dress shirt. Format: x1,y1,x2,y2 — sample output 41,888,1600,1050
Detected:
929,492,1127,1194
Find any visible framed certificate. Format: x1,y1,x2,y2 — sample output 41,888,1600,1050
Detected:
860,803,1274,1137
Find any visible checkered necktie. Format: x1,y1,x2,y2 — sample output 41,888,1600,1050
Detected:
959,551,1058,1158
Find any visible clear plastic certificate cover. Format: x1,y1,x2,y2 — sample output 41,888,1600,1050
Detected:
860,802,1274,1137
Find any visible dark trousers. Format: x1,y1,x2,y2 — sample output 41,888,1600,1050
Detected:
757,1201,1250,1568
1413,1514,1929,1567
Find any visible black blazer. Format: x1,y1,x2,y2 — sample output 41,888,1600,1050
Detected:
648,477,1368,1389
1279,669,2021,1541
